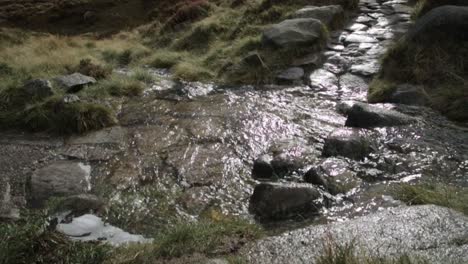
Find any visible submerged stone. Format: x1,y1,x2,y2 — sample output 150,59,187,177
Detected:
345,103,415,128
323,128,377,160
304,158,361,195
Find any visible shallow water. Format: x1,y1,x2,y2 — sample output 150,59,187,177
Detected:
95,0,468,229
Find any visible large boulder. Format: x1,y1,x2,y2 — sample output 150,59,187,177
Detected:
304,158,361,195
30,161,92,207
249,182,322,220
244,205,468,264
345,103,415,128
407,6,468,41
414,0,468,18
322,128,377,160
292,5,345,29
262,18,327,48
54,72,96,92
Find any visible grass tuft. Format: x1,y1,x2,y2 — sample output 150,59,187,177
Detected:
394,183,468,215
316,239,428,264
17,96,117,134
0,211,111,264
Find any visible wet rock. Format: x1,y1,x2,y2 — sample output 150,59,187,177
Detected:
30,161,91,207
293,5,344,29
22,79,54,99
270,153,301,178
355,15,374,25
276,67,304,84
356,168,398,182
252,155,275,179
407,6,468,41
349,59,380,76
262,18,326,48
388,84,429,106
323,55,350,75
292,53,322,67
249,182,322,220
335,100,356,115
67,126,127,145
344,33,378,44
244,205,468,264
179,186,212,215
345,23,368,32
323,128,376,160
304,158,360,194
345,103,415,128
54,73,96,92
309,69,338,90
53,194,104,216
339,73,368,97
57,214,152,246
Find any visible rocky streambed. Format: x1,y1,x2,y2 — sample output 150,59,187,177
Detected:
1,0,468,263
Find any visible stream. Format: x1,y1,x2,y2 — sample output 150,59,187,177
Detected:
1,0,467,247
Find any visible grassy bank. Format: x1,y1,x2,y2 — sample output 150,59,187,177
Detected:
368,38,468,122
1,0,360,134
0,210,263,264
394,183,468,215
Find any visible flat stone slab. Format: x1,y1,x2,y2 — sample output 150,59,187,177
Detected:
244,205,468,264
55,73,96,92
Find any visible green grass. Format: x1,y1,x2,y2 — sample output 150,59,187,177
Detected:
394,183,468,215
368,38,468,121
0,93,117,134
316,240,428,264
0,211,112,264
109,218,264,263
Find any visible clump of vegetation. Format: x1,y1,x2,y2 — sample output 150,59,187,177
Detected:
15,96,117,134
368,38,468,121
109,217,264,263
394,183,468,215
67,59,112,80
316,239,428,264
410,0,467,19
0,211,112,264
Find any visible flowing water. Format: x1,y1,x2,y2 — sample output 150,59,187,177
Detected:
1,0,467,234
